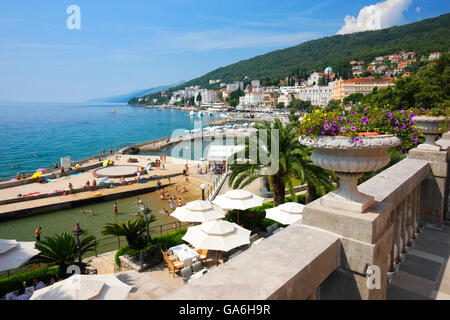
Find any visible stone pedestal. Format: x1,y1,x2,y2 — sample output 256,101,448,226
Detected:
408,148,449,227
302,199,393,300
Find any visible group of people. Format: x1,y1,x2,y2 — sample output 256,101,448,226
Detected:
15,172,27,180
84,179,97,191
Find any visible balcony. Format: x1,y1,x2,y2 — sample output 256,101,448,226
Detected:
164,133,450,300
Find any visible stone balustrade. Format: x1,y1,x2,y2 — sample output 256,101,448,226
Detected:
163,131,450,300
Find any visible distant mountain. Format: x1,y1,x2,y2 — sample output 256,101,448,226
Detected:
129,13,450,104
89,82,184,103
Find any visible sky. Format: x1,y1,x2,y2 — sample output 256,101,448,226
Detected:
0,0,448,103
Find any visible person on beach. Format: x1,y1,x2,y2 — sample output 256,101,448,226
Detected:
178,198,183,207
22,172,27,179
102,148,105,154
74,223,81,232
167,177,171,184
68,183,73,194
35,227,42,241
120,176,125,185
85,180,90,191
54,162,58,169
92,179,97,191
15,173,21,180
110,147,113,154
169,198,175,210
60,166,65,177
137,170,141,182
182,169,186,176
114,201,118,214
185,164,189,173
137,197,143,205
160,193,165,200
156,180,162,190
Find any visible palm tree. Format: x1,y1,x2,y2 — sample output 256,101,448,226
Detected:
27,232,96,278
228,118,333,206
102,217,156,250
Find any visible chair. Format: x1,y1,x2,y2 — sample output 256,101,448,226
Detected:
184,257,193,268
192,261,203,273
181,267,193,284
161,249,177,262
167,259,184,278
197,249,208,264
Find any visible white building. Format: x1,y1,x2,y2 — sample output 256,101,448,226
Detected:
429,52,441,60
278,94,293,107
226,81,244,92
307,72,322,86
201,90,217,103
251,80,260,87
297,82,334,107
239,92,263,105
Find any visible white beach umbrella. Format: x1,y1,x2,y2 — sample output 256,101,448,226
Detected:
213,189,264,225
265,202,304,225
0,239,39,273
170,200,225,223
182,220,251,265
30,274,132,300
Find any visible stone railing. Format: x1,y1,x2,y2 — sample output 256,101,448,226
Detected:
164,132,450,300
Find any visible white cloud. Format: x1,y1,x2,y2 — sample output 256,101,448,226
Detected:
416,6,421,13
336,0,412,35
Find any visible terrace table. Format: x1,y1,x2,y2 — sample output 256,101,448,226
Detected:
169,244,199,262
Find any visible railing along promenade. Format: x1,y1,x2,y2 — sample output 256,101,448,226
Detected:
165,132,450,300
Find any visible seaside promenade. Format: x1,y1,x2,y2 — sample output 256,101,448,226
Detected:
0,154,213,220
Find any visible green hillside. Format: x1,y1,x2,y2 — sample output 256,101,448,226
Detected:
129,13,449,105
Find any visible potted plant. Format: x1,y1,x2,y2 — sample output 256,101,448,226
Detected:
297,106,417,213
410,106,449,151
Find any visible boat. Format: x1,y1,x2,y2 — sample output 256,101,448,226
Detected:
189,111,195,116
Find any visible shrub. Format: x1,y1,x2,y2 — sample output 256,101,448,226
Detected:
224,194,307,230
114,228,188,266
0,266,59,297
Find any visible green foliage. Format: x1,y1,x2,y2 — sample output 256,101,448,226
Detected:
228,119,333,206
325,99,342,111
114,228,188,266
102,217,156,250
343,93,364,105
290,99,312,112
0,266,59,297
130,14,450,104
226,88,245,107
276,102,285,109
26,232,96,278
223,194,307,230
362,53,450,109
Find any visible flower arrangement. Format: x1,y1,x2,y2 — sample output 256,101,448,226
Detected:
298,106,419,151
410,106,449,133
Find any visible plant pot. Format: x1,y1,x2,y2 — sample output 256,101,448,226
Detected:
414,116,450,151
299,134,401,213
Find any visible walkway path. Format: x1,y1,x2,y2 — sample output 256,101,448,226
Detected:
387,223,450,300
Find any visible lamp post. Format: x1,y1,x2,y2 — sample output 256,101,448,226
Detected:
200,183,206,200
141,206,152,245
72,227,84,268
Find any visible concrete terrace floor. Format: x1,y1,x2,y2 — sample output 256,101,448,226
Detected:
387,222,450,300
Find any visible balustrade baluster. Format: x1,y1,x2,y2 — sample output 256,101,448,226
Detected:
400,199,407,255
393,206,401,265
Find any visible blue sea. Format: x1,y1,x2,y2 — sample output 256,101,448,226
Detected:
0,102,216,180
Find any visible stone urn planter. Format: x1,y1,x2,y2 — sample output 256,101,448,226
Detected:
299,134,401,213
414,116,450,151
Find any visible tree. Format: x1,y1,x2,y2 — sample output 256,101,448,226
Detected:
342,93,364,106
27,232,96,278
290,99,312,112
325,99,342,111
228,119,333,206
276,102,285,109
102,217,155,250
